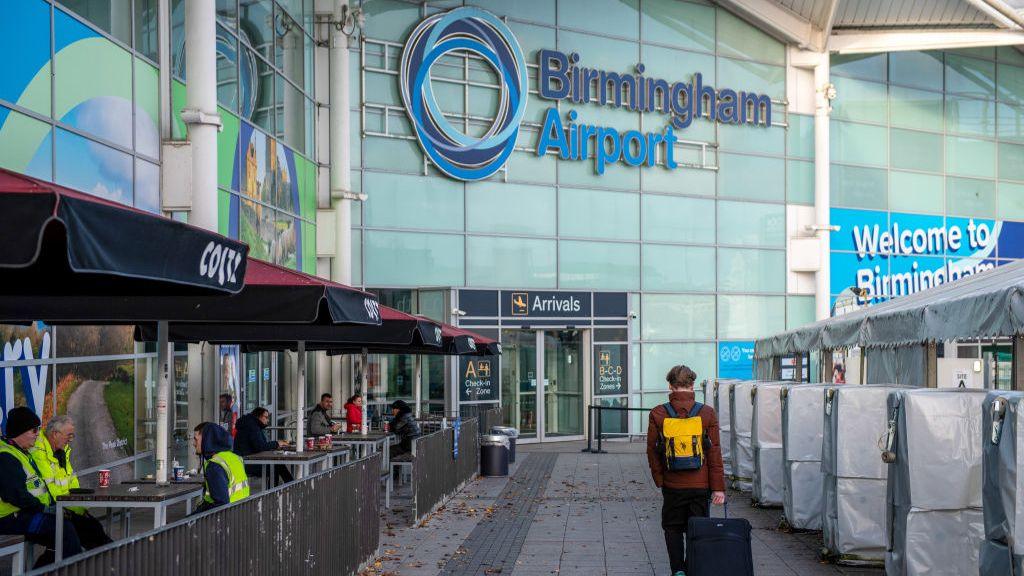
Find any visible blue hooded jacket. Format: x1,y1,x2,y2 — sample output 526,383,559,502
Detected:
195,423,234,513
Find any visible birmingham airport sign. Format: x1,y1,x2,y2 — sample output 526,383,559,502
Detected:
399,7,773,182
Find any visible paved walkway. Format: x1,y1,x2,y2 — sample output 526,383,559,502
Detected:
363,442,884,576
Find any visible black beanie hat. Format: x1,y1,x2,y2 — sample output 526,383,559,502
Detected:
5,407,41,439
390,399,411,414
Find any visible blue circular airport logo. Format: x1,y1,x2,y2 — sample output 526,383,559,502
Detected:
400,8,528,182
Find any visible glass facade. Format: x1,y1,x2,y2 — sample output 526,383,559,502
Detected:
353,0,813,409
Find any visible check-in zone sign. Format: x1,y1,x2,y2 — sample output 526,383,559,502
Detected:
459,356,497,403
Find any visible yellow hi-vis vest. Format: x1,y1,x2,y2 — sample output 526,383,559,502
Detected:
31,435,85,515
203,451,250,504
0,439,52,518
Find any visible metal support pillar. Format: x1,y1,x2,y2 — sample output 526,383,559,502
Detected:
155,321,171,484
814,56,832,321
296,341,306,451
822,349,834,383
1013,335,1024,391
183,0,221,231
925,343,938,388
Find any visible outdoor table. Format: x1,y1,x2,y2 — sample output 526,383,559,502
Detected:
331,433,394,507
55,483,203,561
244,450,332,484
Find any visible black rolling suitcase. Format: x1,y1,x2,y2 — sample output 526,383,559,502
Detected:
685,503,754,576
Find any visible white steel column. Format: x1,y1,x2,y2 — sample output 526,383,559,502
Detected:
414,355,423,418
814,58,832,320
158,0,172,141
184,0,221,232
330,0,354,284
155,321,171,484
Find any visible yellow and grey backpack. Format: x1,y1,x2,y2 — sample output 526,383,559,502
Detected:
661,402,707,471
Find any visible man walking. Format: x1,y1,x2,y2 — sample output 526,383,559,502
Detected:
646,365,725,576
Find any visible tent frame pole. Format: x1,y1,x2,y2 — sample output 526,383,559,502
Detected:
925,343,938,388
822,349,833,383
414,354,423,418
155,321,171,485
296,340,306,452
1013,335,1024,391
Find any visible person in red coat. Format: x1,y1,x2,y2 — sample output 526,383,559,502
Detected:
344,394,363,433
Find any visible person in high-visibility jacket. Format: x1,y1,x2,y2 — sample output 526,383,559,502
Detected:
192,422,249,514
31,415,112,550
0,407,82,567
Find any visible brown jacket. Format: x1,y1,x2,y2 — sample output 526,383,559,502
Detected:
646,390,726,491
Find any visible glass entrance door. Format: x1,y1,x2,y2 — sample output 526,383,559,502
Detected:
500,329,587,442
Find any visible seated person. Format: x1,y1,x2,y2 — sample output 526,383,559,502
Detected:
389,400,421,458
193,422,249,514
233,408,293,486
308,393,342,436
0,407,83,567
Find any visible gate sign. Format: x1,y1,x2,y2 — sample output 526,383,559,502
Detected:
594,344,626,395
718,341,755,380
459,356,497,403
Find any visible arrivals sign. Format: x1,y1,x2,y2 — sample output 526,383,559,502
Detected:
399,8,772,181
459,356,497,403
500,290,592,318
830,208,1024,305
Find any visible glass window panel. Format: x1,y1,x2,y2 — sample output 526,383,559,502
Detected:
889,171,944,214
559,240,639,290
999,47,1024,66
787,159,814,205
558,0,639,39
717,201,784,247
947,136,996,178
890,86,944,132
641,0,715,52
364,230,464,287
718,124,785,155
949,47,995,60
60,0,131,43
641,343,716,391
999,102,1024,142
641,245,716,292
831,121,887,166
363,136,421,171
239,0,273,59
643,164,716,196
350,229,361,285
998,63,1024,103
716,9,784,64
0,106,52,181
641,195,715,243
55,128,133,206
831,53,887,82
507,150,557,185
999,182,1024,221
135,158,160,213
218,0,237,26
467,236,556,288
787,295,815,330
135,0,158,61
890,129,943,173
717,294,785,339
946,54,996,98
216,25,239,112
831,164,887,209
466,182,556,235
277,0,302,22
641,294,715,340
274,9,306,93
1000,142,1024,182
946,177,996,218
134,58,160,159
640,44,717,144
558,188,639,241
787,114,814,159
363,172,463,231
278,75,306,153
946,95,997,136
889,51,943,91
717,248,785,293
249,51,275,134
362,0,420,41
718,153,784,201
717,57,785,100
473,0,556,24
831,76,888,124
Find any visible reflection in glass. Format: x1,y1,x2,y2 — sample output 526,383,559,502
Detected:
543,330,583,438
500,330,537,440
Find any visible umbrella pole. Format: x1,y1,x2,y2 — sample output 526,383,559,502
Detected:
361,348,368,433
414,354,422,419
155,320,171,485
297,341,306,452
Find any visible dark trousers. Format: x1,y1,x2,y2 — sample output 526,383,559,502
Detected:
68,512,113,549
245,464,294,488
0,510,83,567
661,488,709,572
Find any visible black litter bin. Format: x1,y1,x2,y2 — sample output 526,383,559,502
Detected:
491,426,519,463
480,434,510,477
